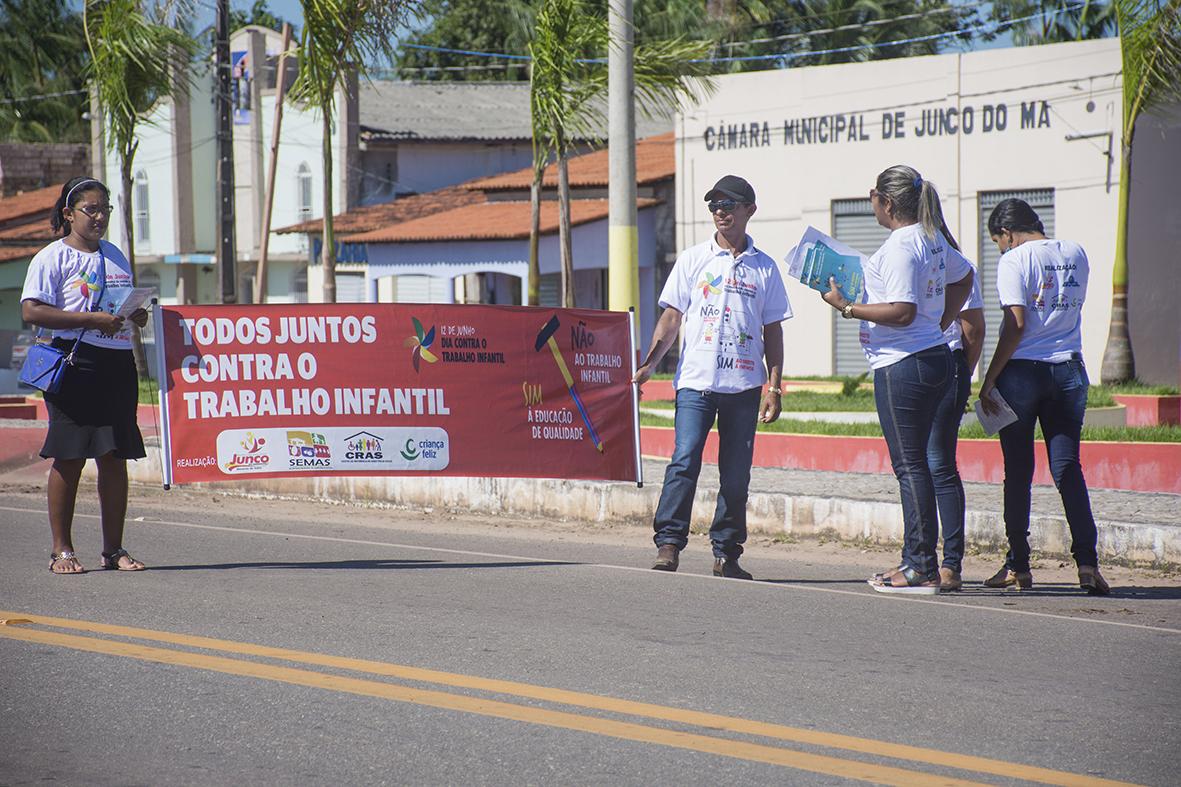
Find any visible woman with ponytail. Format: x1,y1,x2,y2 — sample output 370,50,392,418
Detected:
978,198,1109,595
20,176,150,574
821,165,975,593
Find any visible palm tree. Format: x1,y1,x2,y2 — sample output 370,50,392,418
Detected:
286,0,421,303
1100,0,1181,383
83,0,196,376
0,0,90,143
527,0,714,306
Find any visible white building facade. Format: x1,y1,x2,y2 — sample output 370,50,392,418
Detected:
676,38,1180,384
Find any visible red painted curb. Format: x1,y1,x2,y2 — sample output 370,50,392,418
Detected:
640,426,1181,494
1112,394,1181,427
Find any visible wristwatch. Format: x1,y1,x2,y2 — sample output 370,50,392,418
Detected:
841,302,855,319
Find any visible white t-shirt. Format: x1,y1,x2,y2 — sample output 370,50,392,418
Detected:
996,238,1088,363
944,261,984,353
859,223,972,370
20,238,136,350
660,234,793,394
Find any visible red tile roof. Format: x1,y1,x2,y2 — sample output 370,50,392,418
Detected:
350,198,661,244
0,184,61,264
0,244,45,263
276,185,486,235
464,133,674,191
0,184,62,227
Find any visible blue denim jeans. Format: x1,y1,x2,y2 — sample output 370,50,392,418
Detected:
653,387,761,559
874,345,953,577
926,349,972,571
995,358,1098,572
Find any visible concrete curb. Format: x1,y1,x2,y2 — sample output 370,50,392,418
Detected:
111,445,1180,567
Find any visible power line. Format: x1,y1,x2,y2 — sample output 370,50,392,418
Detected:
0,88,88,106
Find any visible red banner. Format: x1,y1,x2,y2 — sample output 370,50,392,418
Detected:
153,304,641,485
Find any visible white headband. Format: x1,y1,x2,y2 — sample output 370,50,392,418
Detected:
64,179,102,207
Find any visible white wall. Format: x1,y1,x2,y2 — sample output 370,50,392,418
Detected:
105,101,177,259
677,38,1124,376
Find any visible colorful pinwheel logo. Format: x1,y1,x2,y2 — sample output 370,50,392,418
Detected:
71,271,100,299
698,272,722,299
404,317,438,372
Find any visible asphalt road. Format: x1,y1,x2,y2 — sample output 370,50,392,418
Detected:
2,485,1179,786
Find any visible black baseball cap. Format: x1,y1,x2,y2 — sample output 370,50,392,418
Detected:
704,175,755,204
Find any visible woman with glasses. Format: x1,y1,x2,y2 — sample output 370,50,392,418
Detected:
821,165,974,593
20,176,150,574
978,198,1109,595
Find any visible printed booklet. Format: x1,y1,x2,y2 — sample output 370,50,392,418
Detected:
784,226,866,304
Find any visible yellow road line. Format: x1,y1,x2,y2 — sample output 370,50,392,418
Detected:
1,611,1139,787
0,624,982,787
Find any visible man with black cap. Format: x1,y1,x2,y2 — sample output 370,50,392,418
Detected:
633,175,792,579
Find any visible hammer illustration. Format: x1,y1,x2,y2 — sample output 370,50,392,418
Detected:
534,315,604,452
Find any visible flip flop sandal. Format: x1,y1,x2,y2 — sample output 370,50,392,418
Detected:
49,550,85,574
101,548,146,571
868,566,940,595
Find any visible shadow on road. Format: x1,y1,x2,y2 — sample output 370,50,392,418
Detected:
147,558,579,571
757,578,1181,599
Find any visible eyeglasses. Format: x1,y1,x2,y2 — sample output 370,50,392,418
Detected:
869,189,880,201
74,204,112,218
708,199,746,214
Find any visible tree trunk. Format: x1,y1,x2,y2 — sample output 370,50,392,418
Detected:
120,141,149,380
1100,141,1135,383
528,164,542,306
557,138,574,308
320,109,337,303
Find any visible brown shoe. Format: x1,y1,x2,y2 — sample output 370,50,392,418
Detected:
938,567,963,592
982,566,1033,590
652,544,679,572
713,558,753,580
1078,565,1111,596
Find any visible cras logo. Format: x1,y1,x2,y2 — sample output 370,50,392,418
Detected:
225,431,269,472
343,431,384,461
698,272,722,299
287,430,331,468
404,317,438,372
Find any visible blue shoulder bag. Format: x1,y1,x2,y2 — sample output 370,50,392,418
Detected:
19,246,108,394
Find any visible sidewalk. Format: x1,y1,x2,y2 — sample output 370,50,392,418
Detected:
4,419,1178,566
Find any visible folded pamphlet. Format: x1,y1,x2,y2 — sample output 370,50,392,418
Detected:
105,287,156,318
784,226,866,304
974,390,1018,436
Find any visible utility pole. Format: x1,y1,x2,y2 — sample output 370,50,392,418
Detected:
255,23,293,303
215,0,237,303
608,0,638,321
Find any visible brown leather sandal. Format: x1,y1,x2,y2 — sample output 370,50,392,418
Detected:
101,548,146,571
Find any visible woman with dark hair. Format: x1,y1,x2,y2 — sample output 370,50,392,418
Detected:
822,165,974,593
979,198,1109,594
20,176,150,574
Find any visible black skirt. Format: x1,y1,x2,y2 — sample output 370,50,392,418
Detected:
41,338,146,460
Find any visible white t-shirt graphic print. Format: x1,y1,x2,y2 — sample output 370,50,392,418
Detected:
996,238,1088,363
859,224,972,369
20,238,136,350
660,234,792,394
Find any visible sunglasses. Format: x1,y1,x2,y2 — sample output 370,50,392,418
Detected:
73,204,113,218
708,199,747,214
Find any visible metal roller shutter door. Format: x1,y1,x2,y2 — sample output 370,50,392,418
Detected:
336,272,367,303
977,189,1055,375
393,274,452,304
831,199,891,375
